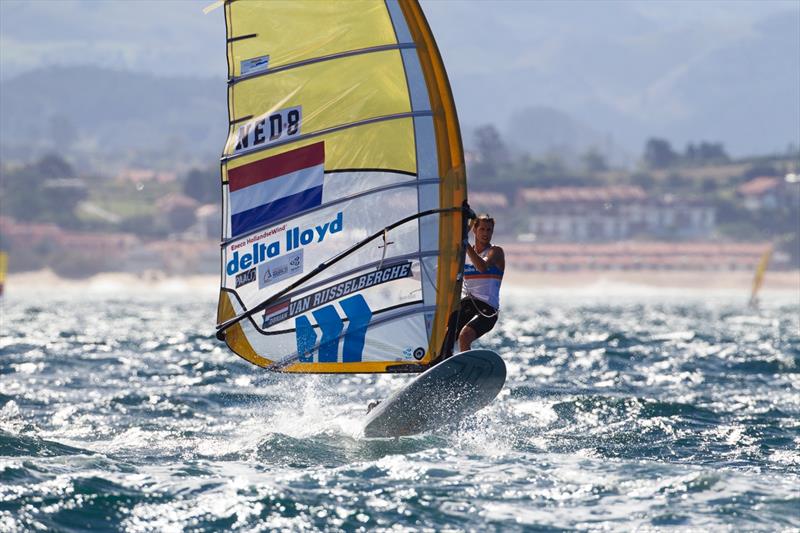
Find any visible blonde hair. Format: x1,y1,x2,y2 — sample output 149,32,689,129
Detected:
474,213,495,228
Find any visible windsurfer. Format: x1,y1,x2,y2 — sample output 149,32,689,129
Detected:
456,214,504,352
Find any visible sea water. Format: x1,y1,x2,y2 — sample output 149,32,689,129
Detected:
1,282,798,531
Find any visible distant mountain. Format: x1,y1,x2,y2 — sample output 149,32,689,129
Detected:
428,3,800,158
498,106,620,162
657,12,800,155
0,0,226,81
1,0,797,172
0,66,226,166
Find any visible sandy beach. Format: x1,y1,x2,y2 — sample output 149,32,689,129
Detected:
4,268,798,299
502,269,800,291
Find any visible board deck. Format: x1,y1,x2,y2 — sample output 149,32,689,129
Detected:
362,349,506,438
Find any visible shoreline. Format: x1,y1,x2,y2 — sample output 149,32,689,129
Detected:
502,269,799,291
4,268,798,296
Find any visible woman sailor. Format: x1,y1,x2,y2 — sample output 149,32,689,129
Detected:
457,213,505,352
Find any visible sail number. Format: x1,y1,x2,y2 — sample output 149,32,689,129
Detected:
233,106,302,154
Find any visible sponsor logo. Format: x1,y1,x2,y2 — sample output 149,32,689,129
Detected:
233,106,301,154
295,294,373,363
260,261,412,329
226,211,343,277
235,267,256,288
230,225,287,251
240,54,270,76
464,263,503,278
262,301,290,328
301,261,411,312
258,249,304,289
403,347,425,359
284,210,341,252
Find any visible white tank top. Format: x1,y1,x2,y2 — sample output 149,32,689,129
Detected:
463,246,503,310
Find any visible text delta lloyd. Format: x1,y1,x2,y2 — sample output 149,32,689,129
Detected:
227,211,343,276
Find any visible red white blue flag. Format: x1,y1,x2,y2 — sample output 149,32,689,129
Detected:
228,142,324,237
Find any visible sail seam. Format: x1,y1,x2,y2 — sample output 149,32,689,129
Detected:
386,0,429,337
325,168,417,178
229,43,417,85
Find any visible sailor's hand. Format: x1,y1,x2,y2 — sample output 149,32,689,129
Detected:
465,242,476,257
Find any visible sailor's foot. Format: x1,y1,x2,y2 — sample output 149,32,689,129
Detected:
366,400,381,414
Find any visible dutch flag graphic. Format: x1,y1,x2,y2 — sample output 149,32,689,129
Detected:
228,142,324,238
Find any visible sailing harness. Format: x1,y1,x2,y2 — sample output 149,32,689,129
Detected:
466,293,498,318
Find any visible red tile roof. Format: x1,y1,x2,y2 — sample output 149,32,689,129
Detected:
156,193,200,210
738,176,780,196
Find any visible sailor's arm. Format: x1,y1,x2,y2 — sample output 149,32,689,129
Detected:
466,245,505,273
488,246,505,272
466,244,487,272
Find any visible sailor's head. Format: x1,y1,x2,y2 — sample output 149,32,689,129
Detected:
474,213,494,229
473,213,495,243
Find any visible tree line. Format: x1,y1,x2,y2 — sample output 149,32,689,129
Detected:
469,124,739,188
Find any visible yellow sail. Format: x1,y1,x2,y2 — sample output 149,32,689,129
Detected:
0,251,6,297
215,0,467,373
748,245,773,308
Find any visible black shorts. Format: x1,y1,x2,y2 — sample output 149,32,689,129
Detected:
456,296,498,339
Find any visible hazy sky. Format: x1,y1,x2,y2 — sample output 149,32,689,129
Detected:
0,0,795,80
1,0,798,157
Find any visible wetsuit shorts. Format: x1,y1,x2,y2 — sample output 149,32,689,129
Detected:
456,296,498,339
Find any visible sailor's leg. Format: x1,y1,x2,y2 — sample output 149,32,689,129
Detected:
458,306,498,352
448,298,476,356
458,325,478,352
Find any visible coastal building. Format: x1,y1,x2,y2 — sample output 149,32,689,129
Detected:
0,216,138,253
517,186,715,242
0,216,140,275
116,168,178,184
188,204,221,240
737,175,800,211
504,241,784,272
156,193,200,234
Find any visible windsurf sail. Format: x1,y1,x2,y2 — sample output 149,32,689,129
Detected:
748,244,772,308
0,250,6,297
215,0,468,373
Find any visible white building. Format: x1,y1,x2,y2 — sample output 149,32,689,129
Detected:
519,186,715,242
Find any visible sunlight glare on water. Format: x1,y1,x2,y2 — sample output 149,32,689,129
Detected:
0,283,798,530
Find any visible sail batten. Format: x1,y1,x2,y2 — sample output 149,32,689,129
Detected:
216,0,467,373
229,43,419,84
